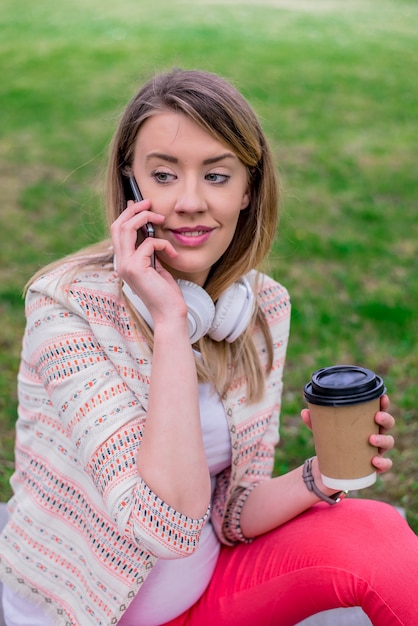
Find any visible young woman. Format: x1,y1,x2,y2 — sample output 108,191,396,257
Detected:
0,69,417,626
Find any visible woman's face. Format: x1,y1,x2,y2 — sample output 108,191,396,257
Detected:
131,111,250,286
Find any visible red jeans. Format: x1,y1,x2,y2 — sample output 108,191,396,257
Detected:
163,499,418,626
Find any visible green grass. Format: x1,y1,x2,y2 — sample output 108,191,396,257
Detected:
1,0,417,530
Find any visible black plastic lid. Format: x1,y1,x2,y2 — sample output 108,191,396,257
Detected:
304,365,386,406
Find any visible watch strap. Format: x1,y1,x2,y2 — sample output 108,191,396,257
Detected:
302,457,346,505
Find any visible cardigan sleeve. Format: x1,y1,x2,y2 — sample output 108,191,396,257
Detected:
212,395,281,545
20,271,208,559
211,276,291,545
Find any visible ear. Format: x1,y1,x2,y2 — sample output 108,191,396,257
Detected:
120,161,134,179
240,185,251,211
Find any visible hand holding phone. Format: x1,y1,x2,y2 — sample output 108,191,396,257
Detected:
129,176,156,269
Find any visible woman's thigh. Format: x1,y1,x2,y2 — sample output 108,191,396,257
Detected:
164,499,418,626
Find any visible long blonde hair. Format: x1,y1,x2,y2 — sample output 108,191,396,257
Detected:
28,69,280,402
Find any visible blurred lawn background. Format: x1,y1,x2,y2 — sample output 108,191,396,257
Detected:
1,0,417,529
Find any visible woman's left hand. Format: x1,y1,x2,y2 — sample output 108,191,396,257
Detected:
301,394,395,475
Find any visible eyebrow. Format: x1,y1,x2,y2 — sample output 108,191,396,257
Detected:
145,152,237,165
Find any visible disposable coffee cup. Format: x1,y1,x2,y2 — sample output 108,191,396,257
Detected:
304,365,386,491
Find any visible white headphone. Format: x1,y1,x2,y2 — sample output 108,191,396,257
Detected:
122,277,255,344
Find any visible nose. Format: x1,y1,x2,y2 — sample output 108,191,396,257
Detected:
174,178,207,214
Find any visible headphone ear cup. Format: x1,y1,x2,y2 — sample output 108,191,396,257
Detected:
122,279,216,344
176,280,215,343
209,277,255,343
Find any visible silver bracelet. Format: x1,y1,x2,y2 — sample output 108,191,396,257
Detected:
302,457,346,505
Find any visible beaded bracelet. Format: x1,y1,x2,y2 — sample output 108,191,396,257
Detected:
302,457,346,505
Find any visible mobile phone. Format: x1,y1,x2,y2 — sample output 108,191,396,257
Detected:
128,176,156,269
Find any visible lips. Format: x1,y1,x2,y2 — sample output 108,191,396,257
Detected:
169,226,214,246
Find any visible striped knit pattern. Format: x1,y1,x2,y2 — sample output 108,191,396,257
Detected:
0,265,290,625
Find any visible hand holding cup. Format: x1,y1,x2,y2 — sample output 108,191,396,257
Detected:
302,365,394,491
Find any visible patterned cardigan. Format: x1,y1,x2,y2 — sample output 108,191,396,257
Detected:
0,264,290,626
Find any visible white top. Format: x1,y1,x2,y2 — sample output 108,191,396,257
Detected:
3,382,232,626
119,381,232,625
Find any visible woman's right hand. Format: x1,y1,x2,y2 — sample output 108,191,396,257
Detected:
111,198,187,328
